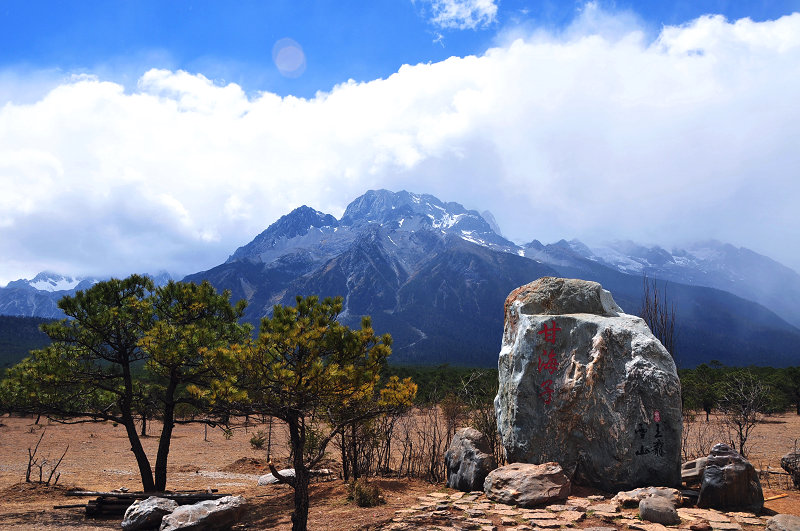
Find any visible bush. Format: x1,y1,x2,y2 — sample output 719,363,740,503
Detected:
250,430,267,450
347,478,385,507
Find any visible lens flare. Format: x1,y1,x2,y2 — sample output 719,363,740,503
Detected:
272,38,306,78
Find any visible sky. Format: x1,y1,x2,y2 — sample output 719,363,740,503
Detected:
1,0,800,285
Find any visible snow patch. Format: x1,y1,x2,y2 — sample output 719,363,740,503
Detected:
29,277,81,292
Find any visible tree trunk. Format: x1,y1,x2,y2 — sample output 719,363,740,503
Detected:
340,431,350,482
288,415,310,531
121,361,155,492
154,378,178,492
351,423,361,480
141,413,147,437
122,412,155,491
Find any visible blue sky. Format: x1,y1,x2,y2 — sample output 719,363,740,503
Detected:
4,1,798,98
1,1,800,283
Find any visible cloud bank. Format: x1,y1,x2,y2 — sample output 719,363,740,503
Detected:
1,11,799,284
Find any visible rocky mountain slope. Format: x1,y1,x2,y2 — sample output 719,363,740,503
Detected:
185,190,800,368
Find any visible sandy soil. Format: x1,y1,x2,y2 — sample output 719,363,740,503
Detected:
0,412,797,530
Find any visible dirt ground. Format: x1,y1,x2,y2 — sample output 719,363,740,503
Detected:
0,412,797,530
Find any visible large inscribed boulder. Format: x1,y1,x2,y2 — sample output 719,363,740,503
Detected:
495,277,682,491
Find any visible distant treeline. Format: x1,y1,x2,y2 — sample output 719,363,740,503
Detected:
384,362,800,415
0,315,52,371
680,363,800,416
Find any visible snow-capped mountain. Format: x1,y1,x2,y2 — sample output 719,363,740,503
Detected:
3,189,798,367
185,190,800,367
573,240,800,328
0,271,174,319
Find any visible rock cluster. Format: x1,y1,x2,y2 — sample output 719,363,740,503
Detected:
160,496,246,531
120,495,246,531
495,277,682,491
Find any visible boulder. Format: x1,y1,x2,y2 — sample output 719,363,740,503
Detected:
483,462,570,507
612,486,682,508
159,495,246,531
766,514,800,531
781,451,800,488
444,427,497,492
122,496,178,531
639,496,681,525
495,277,682,491
696,443,763,512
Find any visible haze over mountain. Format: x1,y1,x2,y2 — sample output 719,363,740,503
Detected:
3,190,798,368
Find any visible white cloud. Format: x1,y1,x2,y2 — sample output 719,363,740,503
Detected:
422,0,498,30
1,10,800,284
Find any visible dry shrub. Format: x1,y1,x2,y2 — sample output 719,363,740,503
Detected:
347,478,384,507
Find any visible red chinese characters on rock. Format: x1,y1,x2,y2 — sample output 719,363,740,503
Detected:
537,320,561,404
537,320,561,344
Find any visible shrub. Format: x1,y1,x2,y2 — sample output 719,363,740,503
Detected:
250,430,267,450
347,478,385,507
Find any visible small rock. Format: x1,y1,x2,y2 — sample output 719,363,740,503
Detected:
544,504,572,512
766,514,800,531
588,503,619,513
628,523,669,531
558,510,585,523
587,495,606,501
709,522,743,530
613,486,682,508
690,523,713,531
639,496,681,526
527,519,564,528
566,498,591,509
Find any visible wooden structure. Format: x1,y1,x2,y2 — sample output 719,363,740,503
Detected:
56,490,227,517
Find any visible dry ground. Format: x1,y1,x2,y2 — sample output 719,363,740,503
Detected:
0,412,797,530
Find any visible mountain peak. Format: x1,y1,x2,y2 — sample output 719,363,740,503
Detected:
227,205,338,263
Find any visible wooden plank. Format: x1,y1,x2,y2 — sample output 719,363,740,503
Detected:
67,490,225,500
765,493,789,501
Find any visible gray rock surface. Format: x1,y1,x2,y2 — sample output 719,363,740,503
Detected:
697,443,763,512
495,277,682,491
766,514,800,531
483,462,570,507
159,495,246,531
257,468,296,485
613,486,682,508
122,497,178,531
445,427,497,492
781,451,800,488
639,496,681,525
